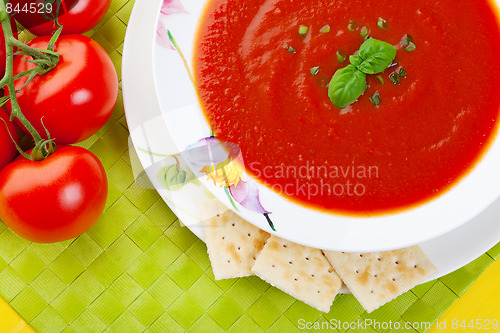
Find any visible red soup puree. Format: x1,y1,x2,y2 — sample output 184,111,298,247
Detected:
194,0,500,215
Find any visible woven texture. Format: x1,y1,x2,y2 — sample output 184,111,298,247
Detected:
0,1,499,332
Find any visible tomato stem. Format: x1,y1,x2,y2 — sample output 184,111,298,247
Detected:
0,2,58,160
9,37,59,67
0,118,32,160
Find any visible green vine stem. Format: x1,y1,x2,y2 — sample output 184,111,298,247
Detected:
0,2,59,160
9,37,53,62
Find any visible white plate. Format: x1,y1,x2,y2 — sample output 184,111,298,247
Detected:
122,0,500,283
124,0,500,252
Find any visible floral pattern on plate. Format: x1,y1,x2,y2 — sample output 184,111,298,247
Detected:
156,0,188,49
157,136,275,230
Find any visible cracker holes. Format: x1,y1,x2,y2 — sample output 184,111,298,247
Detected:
370,290,374,294
216,214,220,217
373,274,378,278
359,254,363,257
221,236,225,240
289,261,293,265
227,260,231,264
253,256,256,261
395,261,399,265
231,223,235,227
247,233,251,237
237,246,241,251
328,268,334,274
272,264,275,268
317,290,321,294
311,274,315,278
377,257,382,261
305,257,309,261
392,278,396,282
282,244,287,248
413,265,418,269
355,270,359,274
294,278,298,281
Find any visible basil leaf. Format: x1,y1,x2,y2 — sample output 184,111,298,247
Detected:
328,65,366,108
349,55,363,67
354,38,397,74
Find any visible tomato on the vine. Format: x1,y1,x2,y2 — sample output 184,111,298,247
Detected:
0,26,5,77
0,19,17,77
0,146,108,243
0,109,18,171
8,34,118,144
11,0,111,35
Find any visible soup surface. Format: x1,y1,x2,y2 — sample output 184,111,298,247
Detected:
194,0,500,214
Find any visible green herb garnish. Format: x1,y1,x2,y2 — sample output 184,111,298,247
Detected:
328,38,397,108
336,49,347,63
405,42,416,52
286,46,296,54
401,34,416,51
376,75,385,84
310,66,320,76
401,34,413,47
320,25,331,33
399,67,407,77
328,65,367,108
369,91,381,106
389,72,401,85
348,20,358,32
350,38,397,74
377,17,389,30
360,26,369,38
299,25,309,36
388,61,398,68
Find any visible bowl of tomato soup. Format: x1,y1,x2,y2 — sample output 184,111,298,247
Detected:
155,0,500,251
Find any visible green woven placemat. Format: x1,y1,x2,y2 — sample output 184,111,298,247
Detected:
0,1,499,332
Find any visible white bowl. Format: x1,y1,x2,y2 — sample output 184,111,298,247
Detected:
125,0,500,252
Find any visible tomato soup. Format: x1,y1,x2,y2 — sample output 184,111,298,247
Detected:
194,0,500,214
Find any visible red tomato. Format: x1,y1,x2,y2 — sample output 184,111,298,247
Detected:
8,35,118,144
0,20,18,77
0,146,107,243
0,109,18,171
11,0,111,35
0,27,5,77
